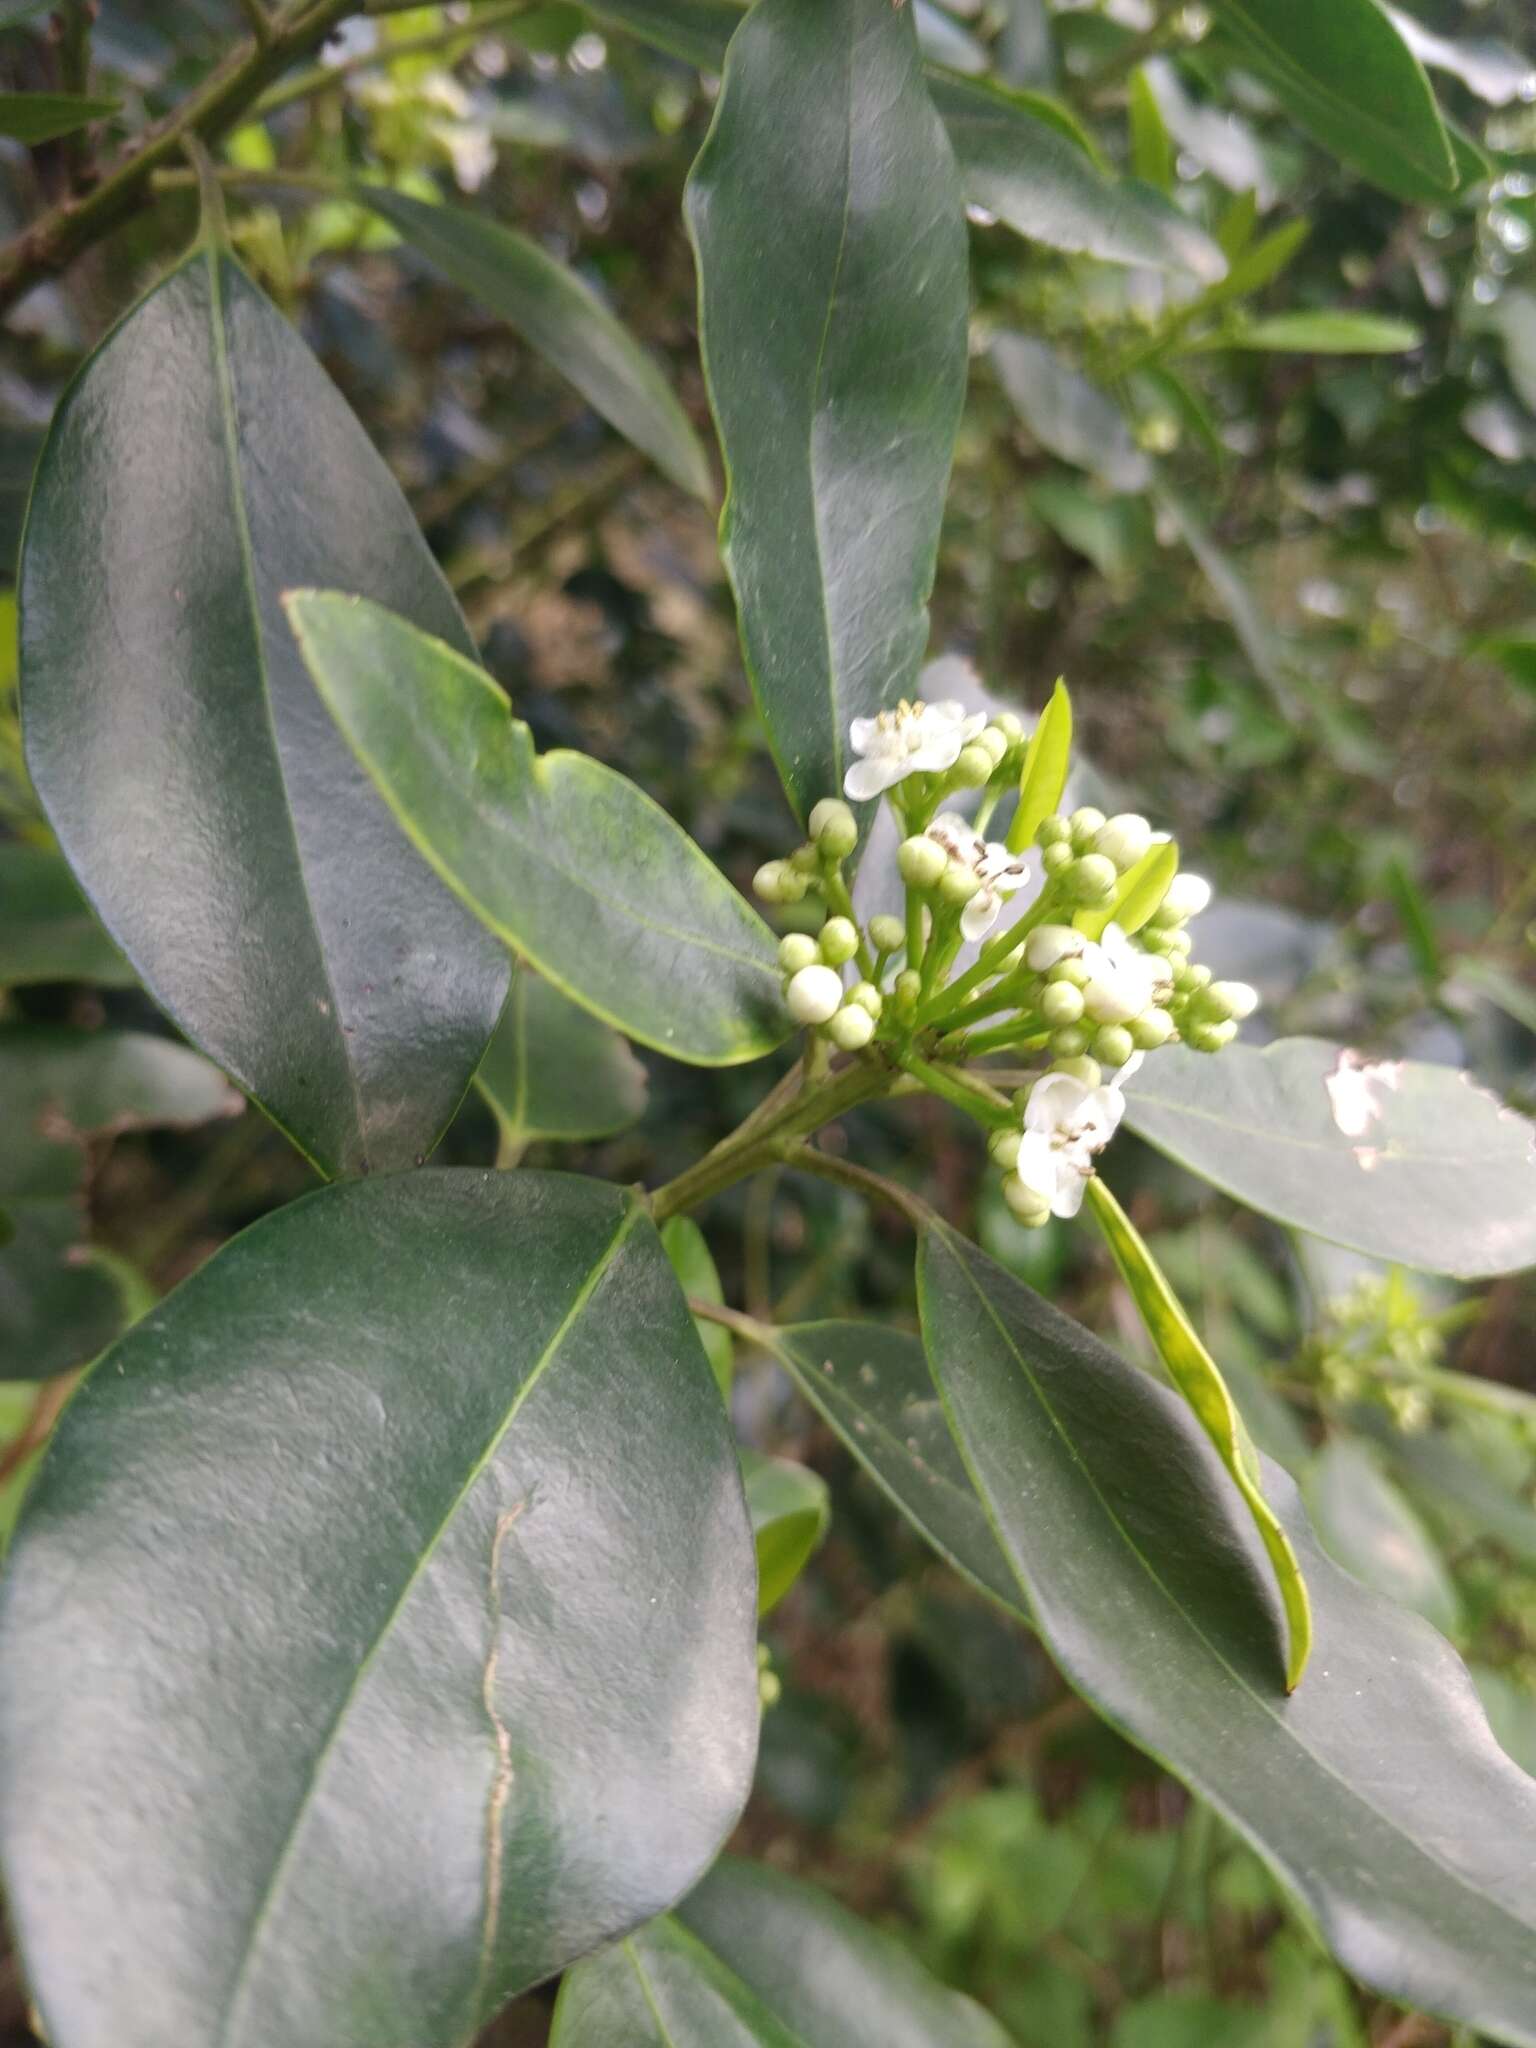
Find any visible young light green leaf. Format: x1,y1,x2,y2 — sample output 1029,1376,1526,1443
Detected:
553,1859,1014,2048
476,961,648,1150
356,187,711,501
908,1230,1536,2043
0,91,118,144
929,76,1227,281
0,1170,759,2048
684,0,968,823
662,1215,733,1400
1128,67,1175,192
1073,837,1178,942
1086,1178,1311,1689
1122,1037,1536,1280
288,591,786,1067
1196,311,1422,355
1304,1438,1462,1636
1208,0,1457,202
1006,678,1073,854
0,845,133,988
20,247,509,1179
742,1450,830,1614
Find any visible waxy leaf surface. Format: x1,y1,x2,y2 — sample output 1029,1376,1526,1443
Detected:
0,1170,759,2048
553,1859,1012,2048
290,593,786,1066
806,1234,1536,2045
476,961,648,1147
20,247,509,1178
1123,1037,1536,1279
685,0,968,822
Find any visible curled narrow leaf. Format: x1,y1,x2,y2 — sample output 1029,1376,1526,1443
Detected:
1197,311,1423,355
1122,1037,1536,1279
288,591,787,1067
772,1292,1536,2042
0,1171,759,2048
684,0,968,822
356,187,712,501
1006,678,1073,853
20,246,509,1178
1086,1177,1312,1689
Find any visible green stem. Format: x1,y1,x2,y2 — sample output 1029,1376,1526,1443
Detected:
918,885,1059,1026
0,0,361,314
773,1143,935,1228
647,1055,894,1223
898,1053,1015,1130
821,869,875,979
905,888,926,977
936,1019,1048,1061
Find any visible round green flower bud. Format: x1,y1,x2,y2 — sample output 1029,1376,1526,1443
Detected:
818,916,860,966
1035,813,1071,848
938,861,983,906
1068,806,1107,853
808,797,858,858
992,711,1025,743
1188,1018,1237,1053
1024,923,1083,972
1130,1007,1176,1051
893,969,923,1013
1174,962,1212,995
1049,1023,1091,1059
1207,979,1259,1022
1040,980,1085,1028
988,1127,1022,1169
754,860,806,904
1065,853,1117,903
827,1003,875,1052
975,725,1010,768
951,743,995,787
849,980,883,1018
788,842,822,876
778,932,820,975
869,913,906,956
1041,839,1075,877
898,835,948,890
1093,812,1153,873
785,964,844,1025
1052,1055,1102,1088
1002,1173,1051,1227
1048,955,1091,988
1092,1023,1135,1070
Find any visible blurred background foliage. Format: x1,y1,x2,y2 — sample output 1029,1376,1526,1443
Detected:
2,0,1536,2041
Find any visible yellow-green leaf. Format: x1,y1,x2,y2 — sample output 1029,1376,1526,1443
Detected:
1005,679,1072,853
1076,839,1180,941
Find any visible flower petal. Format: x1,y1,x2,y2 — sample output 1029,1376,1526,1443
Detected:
844,755,901,801
960,893,1000,943
848,717,880,753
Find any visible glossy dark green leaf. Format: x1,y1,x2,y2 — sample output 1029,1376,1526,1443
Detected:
0,91,118,144
0,1170,758,2048
20,246,509,1179
1303,1438,1462,1636
662,1215,733,1399
357,187,711,501
1209,0,1456,202
553,1858,1014,2047
0,844,132,987
741,1450,829,1613
929,76,1226,281
476,961,648,1147
913,1227,1536,2043
992,336,1150,493
289,592,786,1066
684,0,968,822
1196,311,1422,354
1123,1037,1536,1280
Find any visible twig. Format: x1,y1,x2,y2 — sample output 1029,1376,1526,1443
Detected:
0,1372,80,1487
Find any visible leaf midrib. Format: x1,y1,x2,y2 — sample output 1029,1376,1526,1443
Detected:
926,1230,1536,1976
215,1199,643,2046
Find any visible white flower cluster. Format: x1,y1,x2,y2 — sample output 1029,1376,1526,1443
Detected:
752,679,1259,1223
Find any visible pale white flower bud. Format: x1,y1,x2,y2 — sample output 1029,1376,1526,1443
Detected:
951,743,995,787
818,916,859,966
975,725,1010,767
869,914,905,955
1052,1055,1102,1088
1093,813,1152,873
898,836,948,889
1068,806,1107,852
778,933,820,975
849,981,883,1017
1024,924,1084,972
1161,871,1213,923
786,964,844,1025
1207,979,1259,1021
1082,975,1141,1026
808,798,858,858
827,1003,875,1051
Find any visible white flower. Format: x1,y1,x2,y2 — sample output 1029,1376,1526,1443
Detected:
926,812,1033,942
1013,1070,1130,1219
1079,922,1171,1025
844,700,987,802
785,964,844,1025
1160,871,1213,923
